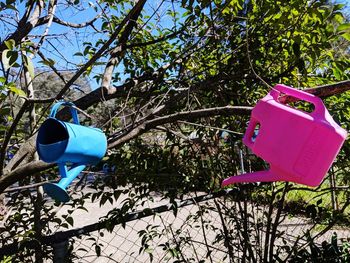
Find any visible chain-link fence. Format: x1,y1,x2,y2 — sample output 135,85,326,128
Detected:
1,183,349,262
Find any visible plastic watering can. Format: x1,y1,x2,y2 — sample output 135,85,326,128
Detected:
222,84,347,187
37,102,107,202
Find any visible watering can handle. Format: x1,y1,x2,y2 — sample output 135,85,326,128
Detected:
272,84,325,117
49,101,80,125
243,116,259,148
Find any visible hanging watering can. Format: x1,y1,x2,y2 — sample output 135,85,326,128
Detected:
222,84,347,187
37,101,107,202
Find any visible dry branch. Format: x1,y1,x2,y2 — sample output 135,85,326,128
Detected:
281,80,350,103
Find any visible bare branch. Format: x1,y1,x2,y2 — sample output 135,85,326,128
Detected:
36,13,101,29
280,80,350,103
107,106,253,148
34,0,58,51
54,0,148,100
101,0,147,93
0,0,45,51
0,161,54,194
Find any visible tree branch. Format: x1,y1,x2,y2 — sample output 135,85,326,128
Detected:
0,0,44,52
34,0,57,51
0,100,29,174
54,0,148,100
36,14,101,29
0,161,54,194
101,0,147,93
107,106,253,148
280,80,350,103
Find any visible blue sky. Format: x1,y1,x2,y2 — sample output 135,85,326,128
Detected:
1,0,350,91
35,1,185,90
1,0,185,90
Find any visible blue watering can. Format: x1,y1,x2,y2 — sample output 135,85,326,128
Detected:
36,101,107,202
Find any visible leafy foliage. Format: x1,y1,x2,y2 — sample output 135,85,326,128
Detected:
0,0,350,262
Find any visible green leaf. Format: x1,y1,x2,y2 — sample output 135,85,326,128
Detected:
4,50,14,66
9,86,26,97
341,33,350,41
2,49,18,70
38,58,55,66
337,23,350,32
332,67,341,80
5,4,17,11
113,190,121,201
0,108,10,115
73,52,84,57
145,248,153,254
95,245,101,256
66,216,74,226
4,39,15,50
1,256,12,263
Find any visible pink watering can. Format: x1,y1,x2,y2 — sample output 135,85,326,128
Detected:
222,84,347,187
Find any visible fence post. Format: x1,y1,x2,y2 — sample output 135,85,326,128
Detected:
330,167,338,211
52,239,69,263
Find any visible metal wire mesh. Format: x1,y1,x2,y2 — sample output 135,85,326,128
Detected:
71,199,228,262
1,180,350,262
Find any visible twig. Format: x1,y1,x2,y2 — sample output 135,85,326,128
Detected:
168,224,188,262
186,237,229,254
214,198,234,262
186,230,201,261
177,120,244,136
194,192,214,263
268,183,289,262
3,180,55,193
245,21,273,89
237,188,257,263
263,185,275,263
71,105,92,119
108,106,252,148
0,100,29,174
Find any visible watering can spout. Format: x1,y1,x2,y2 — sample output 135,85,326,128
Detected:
44,164,86,202
222,170,276,186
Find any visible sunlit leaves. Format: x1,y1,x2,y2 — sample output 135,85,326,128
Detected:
1,50,18,71
337,23,350,32
4,39,15,50
337,18,350,42
8,84,26,97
